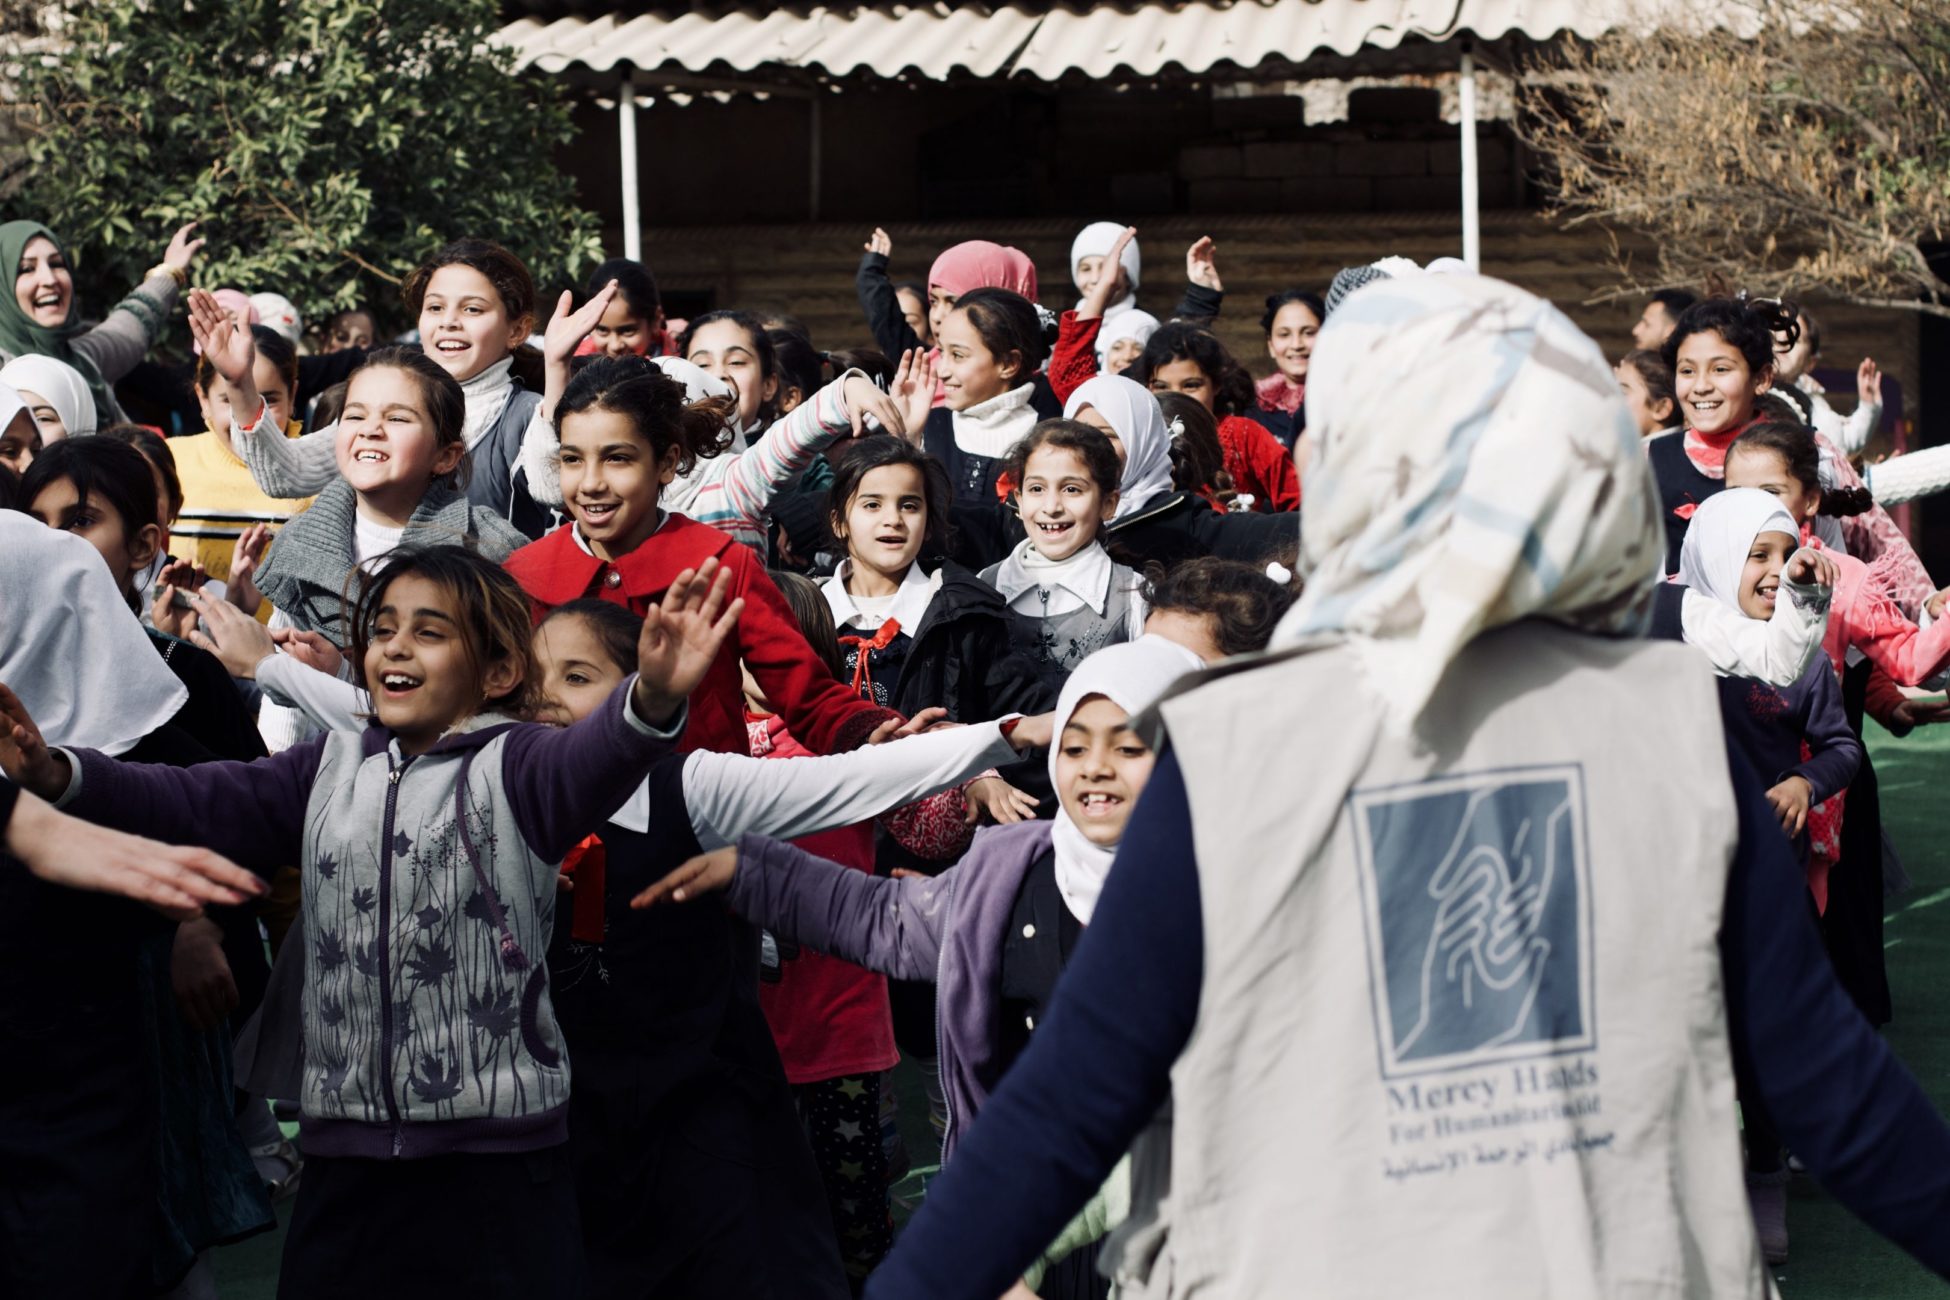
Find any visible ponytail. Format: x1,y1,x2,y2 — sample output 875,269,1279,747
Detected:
1727,420,1873,517
558,355,732,476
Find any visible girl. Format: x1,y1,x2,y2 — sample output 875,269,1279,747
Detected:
0,353,96,441
907,287,1061,506
1142,556,1296,662
634,635,1206,1300
578,257,673,360
1156,390,1235,510
1676,488,1864,1266
0,379,37,473
1645,295,1800,571
506,355,899,757
979,420,1147,695
1251,289,1324,450
1617,348,1678,437
1069,221,1140,317
522,598,1049,1299
171,317,314,587
0,544,738,1300
1098,309,1159,378
1133,322,1299,513
682,309,781,441
1048,226,1220,401
235,238,554,535
0,218,201,423
858,233,1040,367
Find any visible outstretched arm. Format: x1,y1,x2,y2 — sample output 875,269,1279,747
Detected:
1679,550,1832,685
707,371,905,534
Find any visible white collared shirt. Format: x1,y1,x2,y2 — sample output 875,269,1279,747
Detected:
985,538,1148,624
821,561,941,635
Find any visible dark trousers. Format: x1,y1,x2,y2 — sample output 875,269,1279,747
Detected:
278,1146,587,1300
793,1073,894,1291
0,998,154,1300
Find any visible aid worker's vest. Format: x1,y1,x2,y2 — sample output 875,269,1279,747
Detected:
1109,621,1767,1299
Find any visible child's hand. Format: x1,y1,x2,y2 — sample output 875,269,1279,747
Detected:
1891,696,1950,729
964,775,1039,825
1858,357,1882,409
186,590,277,680
1927,585,1950,622
892,348,937,445
0,682,70,800
1185,235,1224,292
632,557,744,728
187,287,260,401
271,627,345,678
1079,226,1137,321
865,707,950,745
1764,775,1813,837
632,844,739,908
1783,549,1837,590
864,227,893,257
842,373,906,440
227,524,272,616
170,915,240,1031
1005,711,1054,752
4,790,265,922
148,558,207,641
160,221,206,276
544,280,618,368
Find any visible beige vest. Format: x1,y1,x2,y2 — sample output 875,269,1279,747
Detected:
1110,622,1766,1299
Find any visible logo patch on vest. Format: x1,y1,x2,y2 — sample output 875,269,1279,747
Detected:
1350,766,1595,1080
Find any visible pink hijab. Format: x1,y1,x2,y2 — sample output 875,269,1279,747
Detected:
192,289,261,355
928,241,1038,301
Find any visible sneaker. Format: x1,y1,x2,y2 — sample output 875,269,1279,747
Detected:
250,1138,303,1202
1747,1169,1789,1264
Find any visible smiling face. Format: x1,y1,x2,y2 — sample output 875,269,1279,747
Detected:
591,296,657,360
685,318,775,431
1674,329,1769,437
1073,253,1129,304
362,572,520,754
28,478,161,597
835,462,927,588
329,311,376,353
559,405,679,561
335,365,463,526
1725,444,1819,526
533,614,629,726
14,235,73,329
1104,337,1144,375
1148,357,1214,415
1266,300,1321,385
1019,444,1115,562
1737,530,1797,621
1070,404,1124,470
417,264,526,383
198,355,294,437
0,407,40,472
937,310,1018,411
1055,695,1155,847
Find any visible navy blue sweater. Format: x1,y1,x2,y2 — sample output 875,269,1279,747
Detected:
1719,658,1862,813
866,740,1950,1298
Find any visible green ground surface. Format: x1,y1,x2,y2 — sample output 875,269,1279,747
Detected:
214,724,1950,1297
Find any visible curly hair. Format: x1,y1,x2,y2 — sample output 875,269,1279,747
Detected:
1131,322,1257,418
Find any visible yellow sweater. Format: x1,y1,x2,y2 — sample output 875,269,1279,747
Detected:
170,425,314,587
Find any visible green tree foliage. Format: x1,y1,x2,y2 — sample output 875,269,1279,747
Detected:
3,0,601,331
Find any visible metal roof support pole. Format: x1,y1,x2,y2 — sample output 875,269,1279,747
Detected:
620,69,643,262
1459,43,1481,272
808,94,823,222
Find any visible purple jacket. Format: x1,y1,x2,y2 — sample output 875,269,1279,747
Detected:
730,820,1053,1159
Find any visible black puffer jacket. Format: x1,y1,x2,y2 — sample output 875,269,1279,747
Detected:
882,561,1054,725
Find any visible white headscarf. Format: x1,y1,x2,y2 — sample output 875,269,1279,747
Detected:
1096,308,1160,367
1678,488,1800,612
1070,221,1140,315
1049,634,1204,924
1064,374,1173,520
1274,272,1663,734
0,512,186,755
249,292,304,346
0,354,97,440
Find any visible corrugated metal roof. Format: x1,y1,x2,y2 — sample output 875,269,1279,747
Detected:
497,0,1621,83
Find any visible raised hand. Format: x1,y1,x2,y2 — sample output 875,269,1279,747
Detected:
541,280,620,423
865,227,893,258
5,790,265,923
964,775,1039,825
186,589,277,680
1185,235,1223,292
631,844,739,908
162,221,206,275
227,524,271,616
1858,357,1883,409
891,348,937,445
1079,226,1137,321
632,557,744,727
271,627,345,678
187,288,261,413
0,682,68,800
842,373,906,440
1783,548,1838,590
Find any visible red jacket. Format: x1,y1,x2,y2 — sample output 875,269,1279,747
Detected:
1217,414,1301,513
505,515,896,757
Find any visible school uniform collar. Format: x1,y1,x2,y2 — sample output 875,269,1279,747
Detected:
992,538,1116,616
507,511,722,608
823,561,940,636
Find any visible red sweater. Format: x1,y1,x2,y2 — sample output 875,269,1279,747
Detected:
505,515,897,757
1217,414,1301,513
1049,310,1102,407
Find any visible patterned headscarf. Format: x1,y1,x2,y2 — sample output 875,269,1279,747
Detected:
1274,273,1663,733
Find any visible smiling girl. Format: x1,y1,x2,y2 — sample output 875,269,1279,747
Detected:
1250,289,1323,451
908,288,1061,507
633,635,1202,1300
577,257,673,360
682,309,781,442
979,420,1146,694
0,219,202,424
1133,323,1299,514
0,544,736,1300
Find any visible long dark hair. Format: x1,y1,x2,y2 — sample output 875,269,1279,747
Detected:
825,436,953,553
18,435,160,539
557,355,733,478
1661,296,1799,377
1726,421,1873,517
1132,323,1257,418
680,310,783,426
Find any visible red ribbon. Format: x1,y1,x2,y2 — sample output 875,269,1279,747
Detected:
839,616,903,701
561,834,607,943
